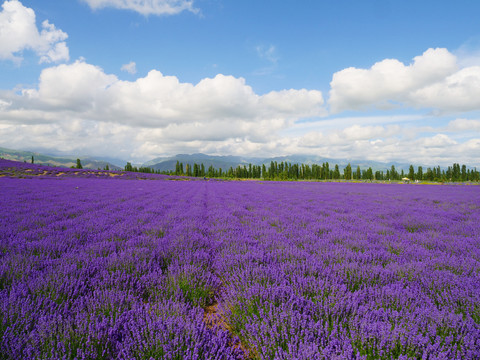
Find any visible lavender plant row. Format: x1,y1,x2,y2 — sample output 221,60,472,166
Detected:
1,162,479,359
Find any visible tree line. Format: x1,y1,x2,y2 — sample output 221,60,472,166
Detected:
124,160,480,182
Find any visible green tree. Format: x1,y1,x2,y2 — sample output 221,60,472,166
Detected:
31,155,34,164
269,161,275,179
417,166,423,181
76,158,83,169
452,163,460,181
408,165,415,180
364,167,373,180
390,165,397,180
344,163,352,180
323,162,330,180
125,162,133,171
333,164,340,179
207,165,215,177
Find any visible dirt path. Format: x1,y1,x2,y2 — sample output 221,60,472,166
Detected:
204,300,252,358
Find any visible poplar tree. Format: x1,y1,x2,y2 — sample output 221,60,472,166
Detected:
365,167,373,180
417,166,423,181
323,162,330,180
344,163,352,180
390,165,397,180
461,164,467,181
408,165,415,180
333,164,340,179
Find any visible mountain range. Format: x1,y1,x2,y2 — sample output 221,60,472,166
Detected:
0,146,416,173
143,153,414,173
0,147,123,171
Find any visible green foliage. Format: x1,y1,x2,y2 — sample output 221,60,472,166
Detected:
119,158,479,183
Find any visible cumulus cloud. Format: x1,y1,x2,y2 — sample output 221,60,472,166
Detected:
410,66,480,112
1,109,479,166
32,61,117,110
81,0,197,16
0,0,69,63
1,43,479,165
329,48,457,112
328,47,480,114
121,61,137,74
421,134,457,148
446,118,480,132
0,99,11,110
287,124,478,167
260,89,325,117
340,124,400,141
0,60,325,144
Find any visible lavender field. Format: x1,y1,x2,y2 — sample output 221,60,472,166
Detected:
1,160,480,359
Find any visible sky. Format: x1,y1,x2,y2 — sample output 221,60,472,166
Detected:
0,0,480,166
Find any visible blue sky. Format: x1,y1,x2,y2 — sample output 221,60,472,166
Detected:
1,0,480,165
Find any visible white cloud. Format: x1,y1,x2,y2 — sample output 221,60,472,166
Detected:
1,45,479,166
0,60,325,152
341,124,400,141
454,40,480,68
34,60,117,110
0,99,11,110
0,1,69,63
421,134,457,148
121,61,137,74
1,112,479,166
457,138,480,159
256,45,278,64
329,47,480,114
446,118,480,132
253,44,279,76
82,0,198,16
410,66,480,112
329,48,458,113
260,89,325,117
298,131,324,148
285,126,478,167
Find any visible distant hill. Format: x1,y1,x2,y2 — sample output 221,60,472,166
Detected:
0,146,416,173
145,153,262,172
143,153,413,172
0,147,122,171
